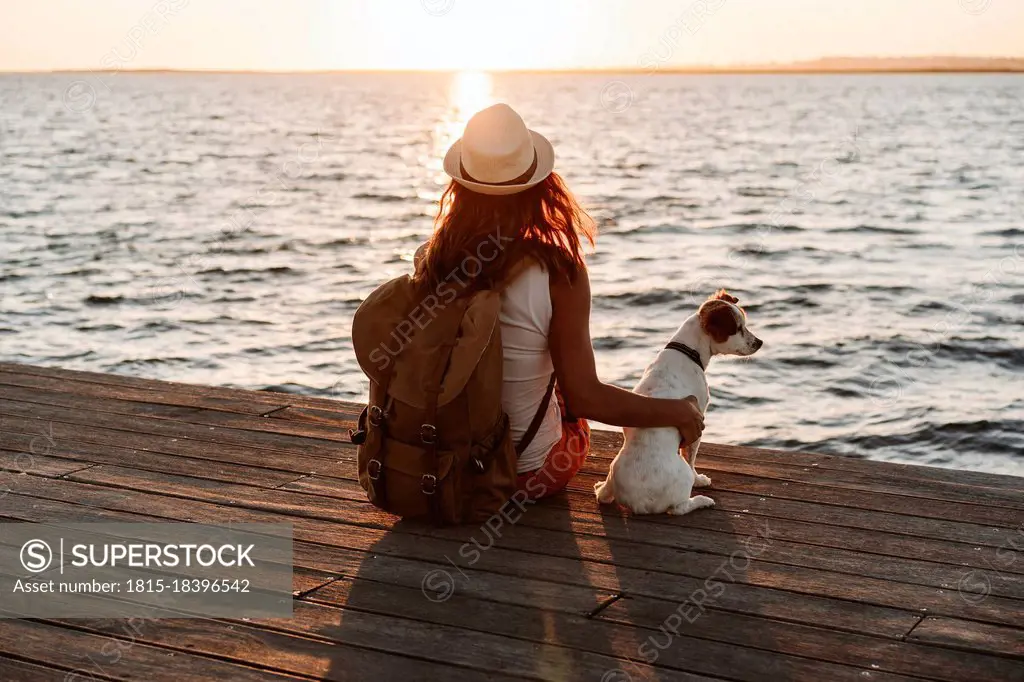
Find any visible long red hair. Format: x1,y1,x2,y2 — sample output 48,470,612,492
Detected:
415,172,595,294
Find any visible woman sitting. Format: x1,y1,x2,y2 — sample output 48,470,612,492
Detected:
414,103,704,499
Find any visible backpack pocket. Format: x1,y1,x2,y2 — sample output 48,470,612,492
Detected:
357,432,458,522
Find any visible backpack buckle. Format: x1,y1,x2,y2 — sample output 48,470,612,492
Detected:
421,474,437,495
420,423,437,445
368,405,385,426
367,459,382,480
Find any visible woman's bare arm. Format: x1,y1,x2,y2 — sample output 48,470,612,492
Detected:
548,268,704,444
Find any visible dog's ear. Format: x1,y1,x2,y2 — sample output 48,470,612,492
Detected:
700,299,739,343
710,289,739,304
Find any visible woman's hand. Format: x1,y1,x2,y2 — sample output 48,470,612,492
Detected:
549,269,710,438
675,396,705,446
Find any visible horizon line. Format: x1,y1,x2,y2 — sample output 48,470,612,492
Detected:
4,55,1024,76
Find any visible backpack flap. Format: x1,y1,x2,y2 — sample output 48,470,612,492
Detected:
351,275,418,381
352,277,501,409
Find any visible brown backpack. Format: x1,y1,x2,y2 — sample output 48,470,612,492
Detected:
349,273,554,525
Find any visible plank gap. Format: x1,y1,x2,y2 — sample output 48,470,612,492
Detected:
259,405,294,418
586,592,624,619
902,614,926,641
294,575,346,600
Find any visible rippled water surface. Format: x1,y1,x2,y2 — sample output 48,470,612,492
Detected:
2,72,1022,475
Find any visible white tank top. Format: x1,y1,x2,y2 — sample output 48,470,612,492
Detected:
500,263,561,473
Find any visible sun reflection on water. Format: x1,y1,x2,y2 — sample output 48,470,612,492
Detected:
430,70,494,180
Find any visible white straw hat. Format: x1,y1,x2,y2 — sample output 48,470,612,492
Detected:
443,103,555,196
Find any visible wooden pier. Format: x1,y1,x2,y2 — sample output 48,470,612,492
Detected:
0,362,1021,681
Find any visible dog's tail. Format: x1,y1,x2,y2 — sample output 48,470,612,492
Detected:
594,476,615,504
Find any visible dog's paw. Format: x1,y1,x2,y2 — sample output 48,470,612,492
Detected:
692,495,715,509
667,495,715,515
594,480,615,504
693,473,712,488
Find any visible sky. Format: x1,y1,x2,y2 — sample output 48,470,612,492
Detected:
1,0,1023,72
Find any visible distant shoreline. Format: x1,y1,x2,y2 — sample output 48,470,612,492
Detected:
4,56,1024,76
5,67,1024,76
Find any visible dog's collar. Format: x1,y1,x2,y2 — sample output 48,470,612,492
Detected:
665,341,704,371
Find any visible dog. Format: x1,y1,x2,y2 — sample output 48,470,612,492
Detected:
594,290,762,515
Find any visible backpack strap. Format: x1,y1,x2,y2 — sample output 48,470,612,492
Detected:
363,358,397,508
420,300,469,524
516,373,556,457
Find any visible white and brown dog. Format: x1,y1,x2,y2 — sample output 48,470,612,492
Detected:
594,290,762,515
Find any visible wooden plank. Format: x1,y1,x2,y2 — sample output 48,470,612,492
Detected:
578,455,1024,512
646,488,1016,549
594,596,1024,681
59,465,1024,612
293,539,613,616
286,586,916,682
5,363,1015,493
279,472,1024,577
303,578,1017,682
586,430,1024,492
0,401,341,459
0,487,613,616
41,467,936,635
696,442,1024,493
569,468,1023,529
1,387,350,445
0,492,166,523
0,555,585,682
278,474,369,501
0,370,289,416
0,449,96,479
305,449,1024,541
290,459,1022,572
273,437,1024,532
37,598,531,682
0,431,304,488
0,498,338,599
64,465,391,526
416,515,1024,603
48,601,699,682
0,520,974,679
276,404,1021,494
269,405,360,425
7,509,995,682
682,457,1024,509
0,617,308,681
284,456,1011,552
0,387,203,421
279,469,1024,597
907,616,1024,659
1,471,916,637
0,655,69,682
152,405,353,443
276,445,1024,553
10,379,1019,517
0,416,338,472
0,362,342,413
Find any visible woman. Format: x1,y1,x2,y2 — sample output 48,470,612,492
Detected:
415,103,704,499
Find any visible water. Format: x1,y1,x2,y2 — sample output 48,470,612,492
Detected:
2,72,1022,476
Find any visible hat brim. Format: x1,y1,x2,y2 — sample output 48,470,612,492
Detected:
442,130,555,196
